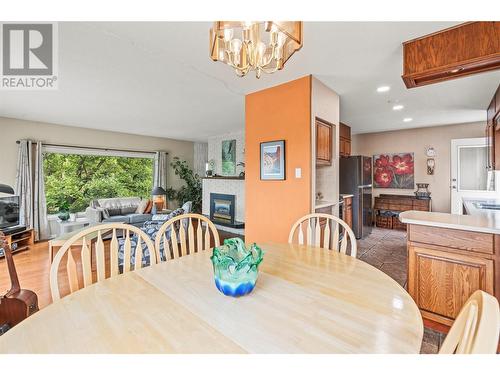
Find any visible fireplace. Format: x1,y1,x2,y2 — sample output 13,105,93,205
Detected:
210,193,235,225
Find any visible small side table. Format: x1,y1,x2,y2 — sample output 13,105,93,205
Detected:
57,218,90,235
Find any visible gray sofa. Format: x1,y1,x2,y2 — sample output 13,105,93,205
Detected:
85,197,152,226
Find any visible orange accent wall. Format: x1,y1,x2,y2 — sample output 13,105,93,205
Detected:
245,76,312,243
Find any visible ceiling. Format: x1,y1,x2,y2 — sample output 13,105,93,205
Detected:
1,22,499,141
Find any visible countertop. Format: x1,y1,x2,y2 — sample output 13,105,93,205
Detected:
399,210,500,235
340,194,354,199
315,200,339,209
315,195,353,209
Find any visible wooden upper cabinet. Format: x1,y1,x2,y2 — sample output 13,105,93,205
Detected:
339,122,351,158
316,118,333,166
402,22,500,88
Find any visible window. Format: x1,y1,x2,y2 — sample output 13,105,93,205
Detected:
43,146,154,214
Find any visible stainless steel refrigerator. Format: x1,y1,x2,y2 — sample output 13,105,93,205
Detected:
339,156,373,239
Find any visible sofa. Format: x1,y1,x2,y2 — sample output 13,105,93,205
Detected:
85,197,152,226
117,207,186,268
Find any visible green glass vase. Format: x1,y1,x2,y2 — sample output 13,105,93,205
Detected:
210,238,264,297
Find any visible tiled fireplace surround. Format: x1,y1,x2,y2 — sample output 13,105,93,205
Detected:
202,178,245,234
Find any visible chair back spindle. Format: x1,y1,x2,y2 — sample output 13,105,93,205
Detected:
288,213,357,257
50,223,156,301
154,214,220,262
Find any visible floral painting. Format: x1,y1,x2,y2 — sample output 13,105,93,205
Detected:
373,153,414,189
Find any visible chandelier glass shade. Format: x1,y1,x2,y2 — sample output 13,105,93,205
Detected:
210,21,303,78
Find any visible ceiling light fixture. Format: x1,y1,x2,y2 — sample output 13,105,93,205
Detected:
403,117,413,122
392,104,404,111
377,86,390,93
209,21,303,79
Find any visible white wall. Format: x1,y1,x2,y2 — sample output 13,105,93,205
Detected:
0,117,194,193
311,76,340,212
193,142,208,177
207,130,245,176
351,121,485,213
202,179,245,223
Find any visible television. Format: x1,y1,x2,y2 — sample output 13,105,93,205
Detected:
0,196,20,230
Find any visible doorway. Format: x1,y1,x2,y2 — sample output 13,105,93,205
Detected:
450,137,495,214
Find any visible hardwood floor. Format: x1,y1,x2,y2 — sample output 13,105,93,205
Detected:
2,227,446,352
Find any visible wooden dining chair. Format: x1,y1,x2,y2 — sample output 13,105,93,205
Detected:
288,213,357,257
50,223,156,301
439,290,500,354
154,213,220,261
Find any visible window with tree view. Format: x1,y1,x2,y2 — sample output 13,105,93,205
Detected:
43,153,154,214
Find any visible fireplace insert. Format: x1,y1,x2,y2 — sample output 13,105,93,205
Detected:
210,193,235,225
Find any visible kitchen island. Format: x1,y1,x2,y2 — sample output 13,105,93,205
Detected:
400,209,500,327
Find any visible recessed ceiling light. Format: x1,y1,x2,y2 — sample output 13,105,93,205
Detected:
393,104,404,111
377,86,390,93
403,117,413,122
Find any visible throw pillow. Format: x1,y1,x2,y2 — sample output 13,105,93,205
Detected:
144,199,153,214
181,201,192,214
121,205,137,215
135,199,148,214
97,207,110,219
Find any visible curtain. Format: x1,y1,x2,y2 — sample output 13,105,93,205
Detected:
15,140,50,241
15,140,33,229
153,151,168,189
34,142,50,241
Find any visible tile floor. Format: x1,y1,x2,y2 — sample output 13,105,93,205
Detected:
357,227,446,354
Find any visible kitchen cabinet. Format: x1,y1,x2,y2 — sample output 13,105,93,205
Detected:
339,122,351,158
406,223,498,326
402,22,500,88
316,118,333,166
343,196,352,229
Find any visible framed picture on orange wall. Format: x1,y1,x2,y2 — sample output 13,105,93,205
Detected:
260,140,285,180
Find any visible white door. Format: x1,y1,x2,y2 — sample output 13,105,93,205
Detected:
450,138,494,214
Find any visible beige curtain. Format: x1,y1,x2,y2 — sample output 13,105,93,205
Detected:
15,140,49,241
154,151,168,189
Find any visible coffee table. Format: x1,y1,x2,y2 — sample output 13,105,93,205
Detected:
48,223,122,263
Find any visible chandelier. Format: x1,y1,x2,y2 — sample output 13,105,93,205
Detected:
209,21,303,78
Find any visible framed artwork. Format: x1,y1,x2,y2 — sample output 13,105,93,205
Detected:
260,140,285,180
221,139,236,175
373,153,414,189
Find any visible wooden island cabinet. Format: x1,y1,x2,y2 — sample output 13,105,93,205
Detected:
400,211,500,327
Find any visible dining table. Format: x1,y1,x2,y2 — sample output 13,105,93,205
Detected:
0,242,424,353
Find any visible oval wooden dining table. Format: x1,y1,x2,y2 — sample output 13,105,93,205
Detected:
0,242,423,353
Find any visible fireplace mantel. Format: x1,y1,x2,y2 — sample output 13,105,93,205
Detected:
202,176,244,180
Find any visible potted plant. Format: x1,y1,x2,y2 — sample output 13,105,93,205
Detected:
167,157,202,213
57,202,70,221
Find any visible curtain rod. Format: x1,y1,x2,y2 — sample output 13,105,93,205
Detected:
15,140,168,155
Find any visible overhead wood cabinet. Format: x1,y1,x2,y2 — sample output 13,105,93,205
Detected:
339,122,351,157
402,22,500,88
316,118,333,166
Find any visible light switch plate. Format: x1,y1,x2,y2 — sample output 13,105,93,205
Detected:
295,168,302,178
